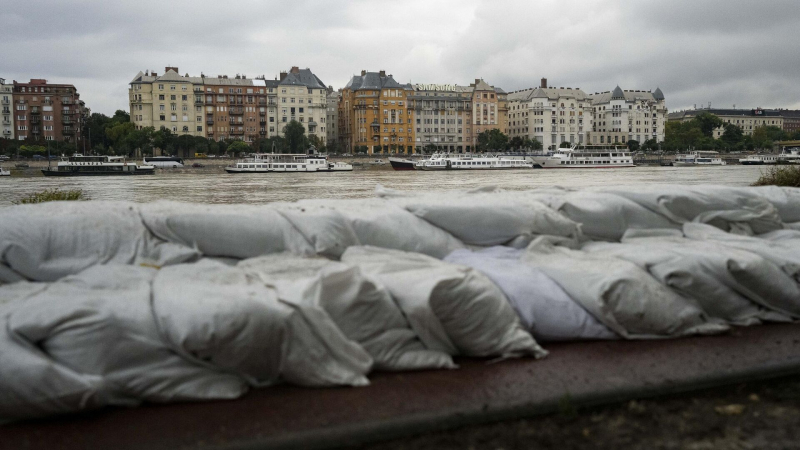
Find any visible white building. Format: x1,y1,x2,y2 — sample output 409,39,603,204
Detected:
275,67,328,144
588,86,666,146
507,79,592,149
0,78,13,140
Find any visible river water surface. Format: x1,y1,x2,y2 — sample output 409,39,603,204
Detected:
0,165,770,206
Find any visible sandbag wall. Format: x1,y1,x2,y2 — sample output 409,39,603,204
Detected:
1,184,799,422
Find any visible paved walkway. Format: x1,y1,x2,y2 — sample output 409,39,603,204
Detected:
2,323,799,450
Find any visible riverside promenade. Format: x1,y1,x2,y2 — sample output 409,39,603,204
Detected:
2,323,798,450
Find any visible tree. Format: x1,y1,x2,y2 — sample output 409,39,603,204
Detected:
476,129,509,152
283,120,308,153
326,140,341,154
227,140,250,156
752,125,787,150
152,128,175,155
422,143,437,154
626,140,640,151
355,145,368,154
694,112,724,138
719,123,744,150
308,134,324,152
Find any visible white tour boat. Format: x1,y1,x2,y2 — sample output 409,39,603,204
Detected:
225,153,353,174
738,154,779,165
415,152,533,170
777,148,800,164
0,166,10,177
673,151,726,166
143,156,185,168
41,154,156,176
530,146,635,169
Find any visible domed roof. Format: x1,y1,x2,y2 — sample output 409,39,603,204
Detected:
653,87,665,100
611,85,625,99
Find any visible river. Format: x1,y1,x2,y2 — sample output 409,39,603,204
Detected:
0,165,770,206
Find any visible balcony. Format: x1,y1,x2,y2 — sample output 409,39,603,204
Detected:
230,129,244,135
207,119,214,125
259,130,266,135
31,108,40,114
259,119,266,125
205,99,215,105
1,99,8,105
195,98,204,104
259,110,266,116
229,107,244,115
62,110,75,115
2,130,10,135
62,100,74,105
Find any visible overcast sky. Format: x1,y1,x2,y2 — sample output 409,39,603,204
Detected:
3,0,798,116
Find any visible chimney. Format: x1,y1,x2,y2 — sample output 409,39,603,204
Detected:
151,72,157,77
280,71,288,81
379,70,386,77
290,66,300,74
475,78,481,85
361,70,367,76
165,66,178,73
223,75,228,79
541,78,547,88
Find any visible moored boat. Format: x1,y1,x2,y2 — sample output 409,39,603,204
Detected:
388,157,416,170
225,153,353,174
41,154,155,176
530,146,635,169
673,151,726,166
738,154,778,165
0,166,9,177
777,148,800,164
415,152,533,170
144,156,185,168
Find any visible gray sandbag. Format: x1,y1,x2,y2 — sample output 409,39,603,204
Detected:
376,187,580,246
0,201,199,282
747,185,800,223
154,260,373,387
584,236,794,324
342,246,547,359
295,198,466,258
444,247,617,341
239,254,456,371
0,281,107,422
523,238,728,339
273,203,360,259
600,185,784,235
140,202,316,259
4,265,246,414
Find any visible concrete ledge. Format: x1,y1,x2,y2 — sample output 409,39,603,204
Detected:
2,323,799,450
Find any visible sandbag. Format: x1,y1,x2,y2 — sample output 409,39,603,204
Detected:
154,260,373,387
342,246,547,359
444,247,617,341
377,188,581,246
295,198,465,258
273,203,360,258
747,185,800,223
140,202,316,259
5,265,246,412
584,237,794,324
0,202,199,282
600,185,784,235
523,238,728,339
239,254,456,371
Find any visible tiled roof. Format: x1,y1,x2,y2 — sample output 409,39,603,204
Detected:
279,68,326,89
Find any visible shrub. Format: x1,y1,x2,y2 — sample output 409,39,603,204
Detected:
13,188,87,204
751,165,800,187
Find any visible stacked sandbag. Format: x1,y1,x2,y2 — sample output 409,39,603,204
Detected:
294,198,465,258
522,238,729,339
376,187,581,247
238,254,456,371
153,260,373,387
0,202,199,283
444,247,617,341
599,185,784,235
341,246,547,359
1,265,246,422
747,185,800,224
584,235,796,325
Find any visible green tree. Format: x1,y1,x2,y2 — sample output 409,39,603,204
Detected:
720,123,744,150
752,125,787,150
641,138,659,152
308,134,324,152
694,112,724,138
19,145,46,158
559,141,572,149
152,128,176,155
355,145,368,154
283,120,308,153
476,129,509,152
626,140,640,151
227,140,250,156
326,140,341,154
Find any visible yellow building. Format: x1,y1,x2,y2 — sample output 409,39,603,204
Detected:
129,67,205,138
338,70,415,154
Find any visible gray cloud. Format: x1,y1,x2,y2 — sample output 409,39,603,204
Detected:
2,0,798,115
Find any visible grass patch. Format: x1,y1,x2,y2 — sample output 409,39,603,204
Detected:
13,188,87,204
751,165,800,187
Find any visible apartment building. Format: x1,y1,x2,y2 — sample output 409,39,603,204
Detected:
12,79,85,144
339,70,414,154
589,86,666,145
668,108,785,138
129,67,206,139
1,78,13,140
326,87,339,147
507,79,592,149
201,75,268,143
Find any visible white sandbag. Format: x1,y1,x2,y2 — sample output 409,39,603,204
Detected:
342,246,547,359
296,198,466,258
600,185,784,235
0,202,199,282
550,191,680,241
584,238,794,324
0,281,107,422
747,185,800,223
239,255,456,371
273,203,360,259
140,201,316,259
154,260,372,387
444,247,617,341
377,188,580,246
5,265,247,409
523,238,728,338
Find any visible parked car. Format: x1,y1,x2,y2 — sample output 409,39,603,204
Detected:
0,155,10,161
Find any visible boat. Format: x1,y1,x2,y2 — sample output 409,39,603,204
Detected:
415,152,533,171
144,156,185,168
529,146,635,169
388,157,416,170
15,162,29,168
738,154,778,165
0,167,9,177
673,151,726,166
41,154,155,176
777,148,800,164
369,159,386,166
225,153,353,174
